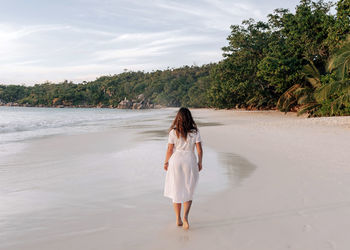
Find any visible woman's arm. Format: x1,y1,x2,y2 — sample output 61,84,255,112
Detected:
163,143,174,171
196,142,203,171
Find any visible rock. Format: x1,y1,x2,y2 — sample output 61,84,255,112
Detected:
5,102,19,106
132,102,142,109
116,95,156,109
96,102,105,108
137,93,145,101
117,97,133,109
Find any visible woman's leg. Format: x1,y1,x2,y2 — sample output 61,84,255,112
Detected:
173,202,183,226
182,200,192,229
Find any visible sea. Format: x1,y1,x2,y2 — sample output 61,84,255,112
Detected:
0,106,243,249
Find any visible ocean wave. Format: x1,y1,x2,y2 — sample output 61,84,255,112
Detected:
0,117,121,134
0,107,171,143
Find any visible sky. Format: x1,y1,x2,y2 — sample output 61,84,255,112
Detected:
0,0,301,85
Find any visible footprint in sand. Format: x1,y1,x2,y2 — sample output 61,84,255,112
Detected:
326,240,337,250
303,224,312,232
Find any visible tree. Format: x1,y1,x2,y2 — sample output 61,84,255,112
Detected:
208,19,275,109
315,36,350,115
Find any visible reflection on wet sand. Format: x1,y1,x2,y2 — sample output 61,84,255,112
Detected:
139,129,169,138
137,120,224,141
219,152,257,187
196,121,223,127
121,124,155,129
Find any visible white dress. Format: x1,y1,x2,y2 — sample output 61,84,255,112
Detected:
163,128,202,203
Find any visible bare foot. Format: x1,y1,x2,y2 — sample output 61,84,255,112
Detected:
176,218,183,226
182,218,189,230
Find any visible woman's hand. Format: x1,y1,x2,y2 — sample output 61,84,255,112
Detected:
163,144,173,171
198,162,202,172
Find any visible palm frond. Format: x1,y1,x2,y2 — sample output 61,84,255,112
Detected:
331,92,350,115
297,102,321,116
302,60,321,88
315,79,350,102
277,84,301,112
327,35,350,80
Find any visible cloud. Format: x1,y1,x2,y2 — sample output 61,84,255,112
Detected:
0,0,301,85
0,23,69,61
94,35,211,62
0,61,169,84
0,23,68,41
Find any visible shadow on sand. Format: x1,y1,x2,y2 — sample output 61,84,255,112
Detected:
218,152,257,187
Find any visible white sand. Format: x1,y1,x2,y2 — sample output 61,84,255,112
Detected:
184,109,350,250
2,109,350,250
155,109,350,250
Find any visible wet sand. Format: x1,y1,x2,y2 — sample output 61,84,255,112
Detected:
2,109,350,250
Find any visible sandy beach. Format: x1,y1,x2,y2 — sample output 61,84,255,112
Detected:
1,108,350,250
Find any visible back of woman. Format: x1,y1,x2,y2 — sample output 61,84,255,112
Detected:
168,128,201,152
163,107,203,230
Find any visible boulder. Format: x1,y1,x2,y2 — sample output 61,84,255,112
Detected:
132,102,143,109
117,96,155,109
137,93,145,101
117,97,133,109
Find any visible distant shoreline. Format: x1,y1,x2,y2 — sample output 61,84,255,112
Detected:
0,102,165,109
2,104,350,122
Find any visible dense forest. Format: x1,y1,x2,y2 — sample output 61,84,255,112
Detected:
0,65,213,108
0,0,349,116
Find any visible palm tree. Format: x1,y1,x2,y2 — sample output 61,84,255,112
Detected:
279,35,350,116
327,35,350,80
277,59,322,116
314,35,350,115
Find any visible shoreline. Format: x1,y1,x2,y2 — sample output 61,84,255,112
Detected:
0,103,165,109
192,108,350,130
3,104,350,120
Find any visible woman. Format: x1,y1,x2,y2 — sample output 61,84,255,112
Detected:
163,107,203,230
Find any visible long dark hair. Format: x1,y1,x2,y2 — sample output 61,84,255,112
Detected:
169,107,198,140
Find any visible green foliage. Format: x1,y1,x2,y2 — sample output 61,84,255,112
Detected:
327,35,350,80
327,0,350,48
208,19,276,109
0,65,214,108
0,85,30,102
183,76,211,108
210,0,350,116
277,59,323,115
314,36,350,115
